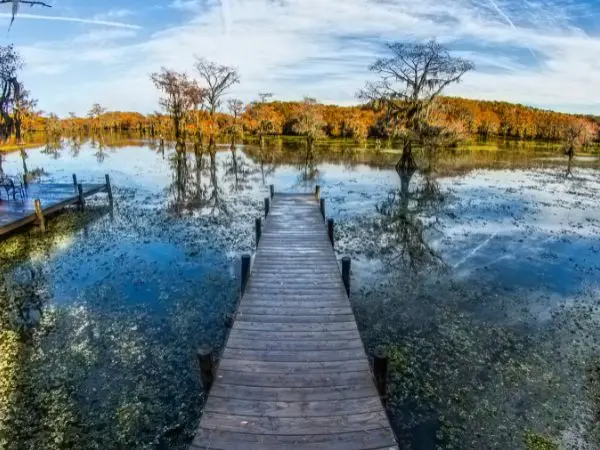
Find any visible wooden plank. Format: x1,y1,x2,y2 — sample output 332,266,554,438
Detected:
228,329,360,341
204,397,385,418
209,384,377,402
235,314,355,324
238,300,350,308
238,307,352,316
222,348,366,363
226,339,364,352
218,358,370,374
216,370,374,388
241,295,348,303
233,321,358,332
191,428,396,450
199,411,391,434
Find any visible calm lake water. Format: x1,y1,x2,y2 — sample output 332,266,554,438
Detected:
1,138,600,449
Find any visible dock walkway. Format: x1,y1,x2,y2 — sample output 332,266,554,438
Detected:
192,193,397,449
0,175,112,237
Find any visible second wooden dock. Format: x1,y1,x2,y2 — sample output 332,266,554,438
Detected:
191,192,397,449
0,174,113,238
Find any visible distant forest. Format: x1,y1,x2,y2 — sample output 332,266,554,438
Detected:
11,96,599,147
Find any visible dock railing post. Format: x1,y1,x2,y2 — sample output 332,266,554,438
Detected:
77,184,85,211
373,350,389,406
72,174,77,191
34,199,45,232
264,198,270,218
320,198,325,220
255,218,262,247
105,174,114,207
241,254,251,294
269,184,274,199
197,346,214,393
315,185,321,200
342,257,351,296
327,218,334,247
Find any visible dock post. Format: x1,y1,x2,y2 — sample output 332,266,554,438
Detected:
72,173,77,187
315,185,321,200
342,257,351,296
255,217,262,247
320,198,325,220
264,198,270,218
197,346,214,393
77,184,85,211
105,174,114,207
373,350,389,406
34,199,46,233
269,184,274,199
327,218,334,247
241,254,251,294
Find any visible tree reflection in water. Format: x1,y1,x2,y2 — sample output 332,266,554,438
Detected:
168,143,236,216
68,136,82,158
376,166,445,272
90,135,108,163
295,146,320,190
42,138,64,160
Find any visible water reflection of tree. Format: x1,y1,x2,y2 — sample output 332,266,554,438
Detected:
223,145,257,193
294,147,320,190
256,143,277,186
168,143,229,216
241,142,278,186
376,169,444,272
170,142,189,209
68,136,82,158
90,134,108,163
41,138,64,159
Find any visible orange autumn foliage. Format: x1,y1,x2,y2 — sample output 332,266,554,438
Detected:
56,97,599,145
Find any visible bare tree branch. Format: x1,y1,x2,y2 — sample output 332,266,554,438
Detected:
2,0,52,29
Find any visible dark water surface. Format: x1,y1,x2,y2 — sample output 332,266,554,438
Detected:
1,139,600,449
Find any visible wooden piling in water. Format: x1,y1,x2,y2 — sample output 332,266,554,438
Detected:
241,254,251,294
77,184,85,211
72,174,77,190
342,256,351,296
269,184,274,199
320,198,325,220
315,185,321,200
373,350,389,406
255,218,262,247
327,218,334,247
197,346,214,393
34,199,45,233
105,174,113,207
264,198,270,218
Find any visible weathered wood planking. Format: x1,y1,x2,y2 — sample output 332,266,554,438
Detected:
0,182,108,237
192,194,397,450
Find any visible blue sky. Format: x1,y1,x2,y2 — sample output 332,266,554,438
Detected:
2,0,600,117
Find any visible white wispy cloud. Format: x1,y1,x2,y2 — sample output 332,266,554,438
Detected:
96,9,134,20
72,29,138,45
0,13,141,29
17,0,600,115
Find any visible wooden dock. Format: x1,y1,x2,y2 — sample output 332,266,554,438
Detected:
191,192,397,449
0,174,113,237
